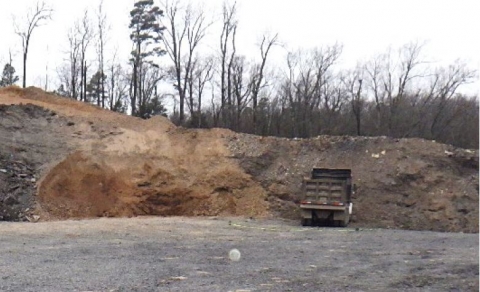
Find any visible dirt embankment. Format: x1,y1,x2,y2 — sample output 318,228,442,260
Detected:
38,130,268,219
0,86,478,233
0,87,269,221
227,134,479,232
0,103,72,221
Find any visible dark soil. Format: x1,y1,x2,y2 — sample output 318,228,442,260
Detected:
226,134,479,233
0,104,71,221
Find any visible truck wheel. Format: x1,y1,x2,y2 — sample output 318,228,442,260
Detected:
337,216,349,227
301,218,312,226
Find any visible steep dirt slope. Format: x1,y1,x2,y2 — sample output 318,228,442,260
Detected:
0,87,268,221
38,127,268,219
0,86,478,232
0,103,73,220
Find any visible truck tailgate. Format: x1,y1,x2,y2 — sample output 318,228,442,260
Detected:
303,178,346,204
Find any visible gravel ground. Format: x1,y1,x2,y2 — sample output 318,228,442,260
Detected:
0,217,478,292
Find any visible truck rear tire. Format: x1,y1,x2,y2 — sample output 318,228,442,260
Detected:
336,214,349,227
301,218,312,226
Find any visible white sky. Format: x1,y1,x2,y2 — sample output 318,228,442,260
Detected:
0,0,479,95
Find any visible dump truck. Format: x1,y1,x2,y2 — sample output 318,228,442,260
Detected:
300,168,354,227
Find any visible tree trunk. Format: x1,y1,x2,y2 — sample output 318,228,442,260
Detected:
132,61,137,116
22,52,27,88
179,90,184,124
80,59,84,101
356,112,361,136
84,60,87,102
101,71,105,108
71,63,76,100
97,74,101,106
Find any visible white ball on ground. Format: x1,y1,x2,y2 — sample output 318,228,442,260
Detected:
229,249,241,261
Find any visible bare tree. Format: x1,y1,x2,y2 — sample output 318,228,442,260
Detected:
185,55,215,127
63,26,82,99
427,61,476,139
112,70,130,113
106,48,128,112
58,13,91,101
219,1,238,125
137,63,165,118
363,42,427,135
161,0,211,124
14,1,53,88
342,68,364,135
231,56,251,130
96,0,109,108
278,45,342,137
381,42,425,135
194,56,214,127
250,33,278,131
76,10,93,102
364,55,385,133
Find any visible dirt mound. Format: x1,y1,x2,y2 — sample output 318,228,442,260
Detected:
38,150,268,219
0,86,175,132
227,134,479,233
0,88,268,220
0,87,478,233
0,88,268,221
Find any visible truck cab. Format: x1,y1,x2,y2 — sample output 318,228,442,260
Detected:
300,168,353,227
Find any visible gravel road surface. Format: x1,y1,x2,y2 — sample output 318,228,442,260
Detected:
0,217,478,291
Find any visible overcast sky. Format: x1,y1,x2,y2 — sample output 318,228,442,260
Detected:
0,0,479,95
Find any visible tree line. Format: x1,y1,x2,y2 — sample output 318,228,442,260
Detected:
1,0,478,149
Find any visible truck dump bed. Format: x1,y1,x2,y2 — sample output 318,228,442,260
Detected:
304,168,352,205
300,168,353,227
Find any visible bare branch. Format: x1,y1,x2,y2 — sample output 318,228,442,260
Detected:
13,0,53,88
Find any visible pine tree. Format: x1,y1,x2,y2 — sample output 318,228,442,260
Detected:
86,71,107,105
0,63,19,87
55,84,68,96
139,95,167,119
129,0,165,116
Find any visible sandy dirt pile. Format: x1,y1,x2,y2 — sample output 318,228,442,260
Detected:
0,87,268,221
38,129,268,219
0,86,478,232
